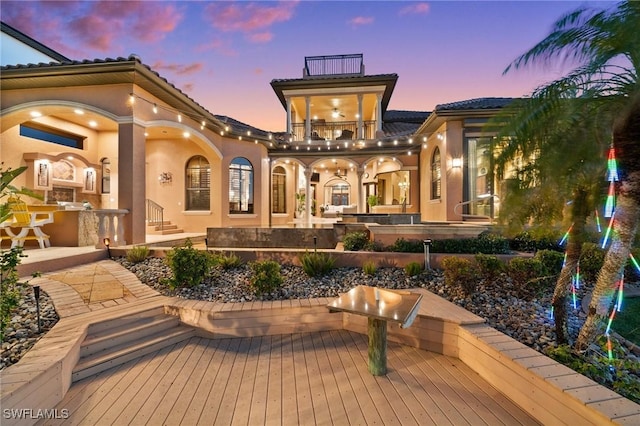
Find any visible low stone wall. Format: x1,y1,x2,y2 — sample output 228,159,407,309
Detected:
206,227,337,249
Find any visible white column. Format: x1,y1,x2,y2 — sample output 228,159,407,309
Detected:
305,96,311,140
357,94,364,139
357,169,365,213
376,93,383,132
305,168,313,225
286,97,292,136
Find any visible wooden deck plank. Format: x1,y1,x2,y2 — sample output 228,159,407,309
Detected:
145,338,210,425
290,334,314,424
158,338,217,425
319,330,368,425
180,338,233,425
229,337,262,426
309,332,350,424
247,335,272,425
47,330,542,426
92,340,192,424
214,337,253,425
300,332,333,424
264,334,283,425
95,343,183,425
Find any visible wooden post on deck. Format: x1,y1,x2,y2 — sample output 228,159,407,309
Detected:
368,317,387,375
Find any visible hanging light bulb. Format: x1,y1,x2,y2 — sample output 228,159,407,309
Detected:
177,113,182,123
128,93,135,104
152,104,158,114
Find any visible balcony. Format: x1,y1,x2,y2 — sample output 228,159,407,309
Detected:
304,53,364,78
290,120,377,142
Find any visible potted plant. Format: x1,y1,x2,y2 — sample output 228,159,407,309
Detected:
295,192,305,218
367,194,379,213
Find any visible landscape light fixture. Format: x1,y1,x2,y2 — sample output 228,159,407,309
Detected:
33,286,41,333
104,238,111,258
423,239,432,270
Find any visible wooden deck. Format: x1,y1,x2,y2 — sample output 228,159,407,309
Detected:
40,331,539,426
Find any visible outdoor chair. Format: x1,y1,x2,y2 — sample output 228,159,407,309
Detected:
337,129,353,140
0,196,54,249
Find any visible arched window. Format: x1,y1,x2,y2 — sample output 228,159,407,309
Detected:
272,166,286,213
229,157,254,214
431,147,441,200
186,155,210,210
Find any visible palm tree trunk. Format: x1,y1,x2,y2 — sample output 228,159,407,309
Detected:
574,94,640,353
552,187,589,344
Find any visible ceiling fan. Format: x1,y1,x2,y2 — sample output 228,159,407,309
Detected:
331,108,345,118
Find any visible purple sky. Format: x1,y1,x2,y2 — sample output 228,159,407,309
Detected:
2,1,612,132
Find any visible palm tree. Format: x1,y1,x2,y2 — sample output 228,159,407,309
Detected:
491,97,609,344
503,0,640,351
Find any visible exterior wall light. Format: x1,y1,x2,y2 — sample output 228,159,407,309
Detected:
451,157,463,169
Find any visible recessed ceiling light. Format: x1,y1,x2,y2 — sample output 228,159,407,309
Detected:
74,109,84,115
30,111,42,118
89,120,97,127
183,131,190,138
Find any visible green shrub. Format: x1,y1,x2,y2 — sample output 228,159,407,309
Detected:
165,239,213,288
507,257,545,287
431,233,510,254
509,229,563,252
1,248,22,340
579,242,605,284
390,238,423,253
342,232,370,251
249,260,283,295
404,261,422,277
362,260,377,275
299,250,336,277
217,251,243,269
441,256,479,295
474,253,504,280
126,245,150,263
534,249,565,276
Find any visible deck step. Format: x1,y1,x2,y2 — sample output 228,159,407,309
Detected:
72,310,195,382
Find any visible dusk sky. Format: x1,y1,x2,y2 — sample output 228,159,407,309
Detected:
1,1,614,132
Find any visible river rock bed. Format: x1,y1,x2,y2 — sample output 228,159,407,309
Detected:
1,284,59,370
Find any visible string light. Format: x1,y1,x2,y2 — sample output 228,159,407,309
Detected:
153,103,158,114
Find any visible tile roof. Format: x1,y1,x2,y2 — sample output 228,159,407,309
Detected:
435,97,514,112
214,115,273,139
384,110,430,123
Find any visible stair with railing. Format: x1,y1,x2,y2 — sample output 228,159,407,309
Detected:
146,199,184,235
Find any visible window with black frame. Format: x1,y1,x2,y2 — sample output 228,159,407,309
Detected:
185,155,210,210
272,166,286,213
229,157,254,214
431,147,441,199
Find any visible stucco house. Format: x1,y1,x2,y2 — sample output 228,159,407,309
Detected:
1,21,512,247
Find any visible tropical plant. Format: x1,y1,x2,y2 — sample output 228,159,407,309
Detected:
501,0,640,351
1,165,43,340
362,260,377,275
125,245,150,263
404,261,422,277
299,250,335,277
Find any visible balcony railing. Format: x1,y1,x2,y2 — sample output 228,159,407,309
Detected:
304,54,364,77
289,120,377,142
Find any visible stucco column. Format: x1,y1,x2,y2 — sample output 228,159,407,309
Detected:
305,96,311,140
357,169,364,213
304,167,313,225
376,94,383,132
118,121,146,245
286,97,292,136
357,94,364,139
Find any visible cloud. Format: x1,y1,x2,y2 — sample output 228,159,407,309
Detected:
195,39,238,57
254,68,264,75
399,3,430,16
348,16,374,27
151,61,204,76
247,32,273,43
203,1,298,43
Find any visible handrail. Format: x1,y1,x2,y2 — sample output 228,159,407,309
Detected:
146,199,164,233
454,195,499,222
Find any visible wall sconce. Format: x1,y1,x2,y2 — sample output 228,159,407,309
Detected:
451,158,463,169
158,172,173,184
